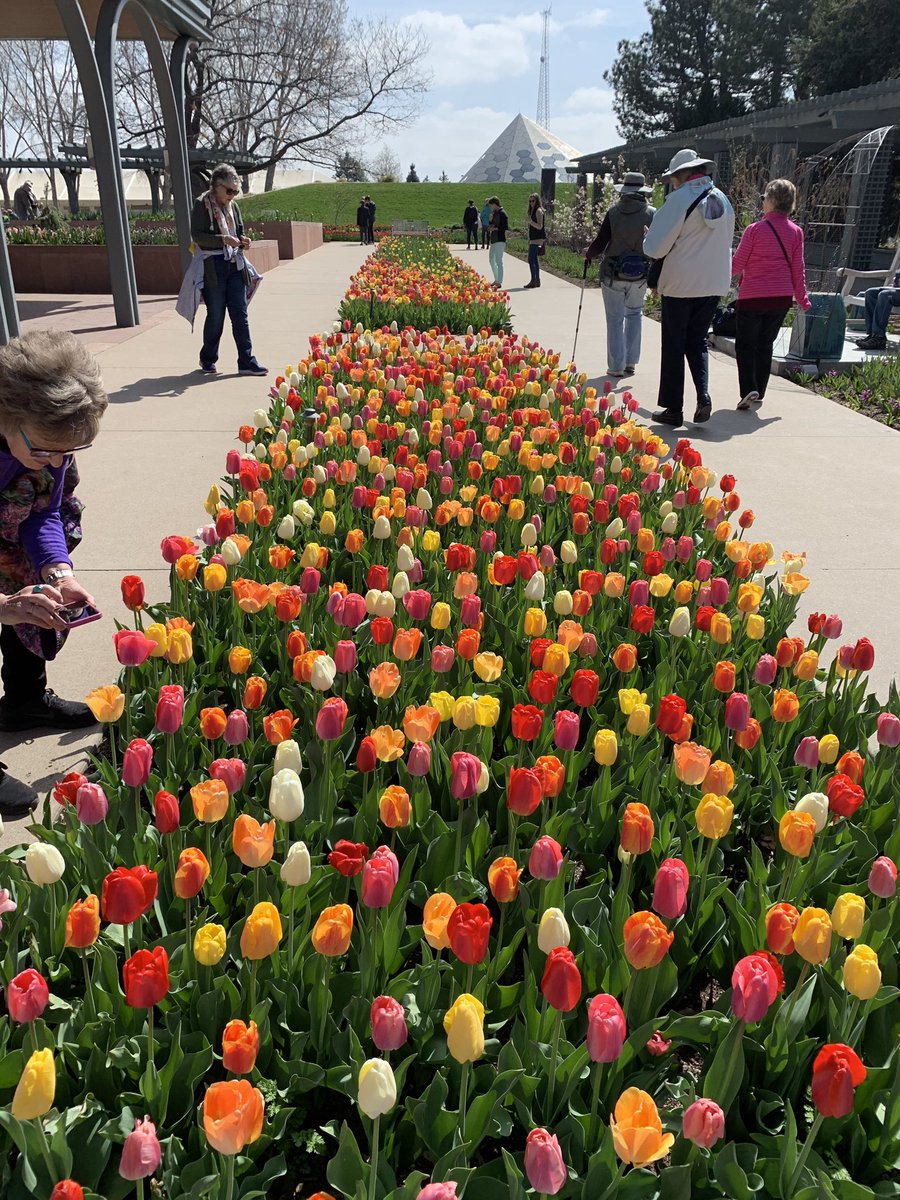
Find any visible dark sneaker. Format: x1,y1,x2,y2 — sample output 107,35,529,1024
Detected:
624,365,636,375
857,335,887,350
0,765,38,817
694,396,713,423
199,362,218,375
0,689,98,732
655,411,683,426
238,360,268,376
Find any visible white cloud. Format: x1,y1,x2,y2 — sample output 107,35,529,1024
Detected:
401,11,533,86
561,86,615,113
552,84,619,155
378,102,516,181
556,9,611,29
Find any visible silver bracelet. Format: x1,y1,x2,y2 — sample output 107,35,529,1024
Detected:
45,568,74,585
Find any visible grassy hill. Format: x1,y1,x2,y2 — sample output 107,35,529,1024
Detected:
240,180,577,228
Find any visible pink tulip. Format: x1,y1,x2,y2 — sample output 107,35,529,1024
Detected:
652,858,689,919
417,1185,457,1200
361,857,396,909
869,855,897,898
225,449,241,474
334,640,358,674
553,710,580,751
431,645,455,673
822,614,843,639
119,1116,161,1180
300,567,321,594
628,579,649,608
731,953,779,1023
695,558,712,582
75,782,109,826
794,736,820,769
524,1128,567,1195
724,692,750,732
754,654,777,686
123,739,153,788
113,629,155,667
683,1098,725,1148
586,993,626,1062
450,752,481,800
479,531,496,555
876,713,900,748
529,836,563,880
7,968,49,1023
647,1031,672,1056
460,595,481,626
210,758,246,795
403,590,432,621
224,710,249,746
709,577,729,606
371,996,408,1051
339,593,367,628
407,742,432,777
578,632,598,658
154,684,184,734
316,697,348,740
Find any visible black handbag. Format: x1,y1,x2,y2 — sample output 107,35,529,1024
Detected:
711,303,737,337
646,187,713,291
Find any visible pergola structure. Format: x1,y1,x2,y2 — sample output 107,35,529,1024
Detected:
0,0,211,343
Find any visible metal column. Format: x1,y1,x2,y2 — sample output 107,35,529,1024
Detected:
56,0,139,327
0,213,21,345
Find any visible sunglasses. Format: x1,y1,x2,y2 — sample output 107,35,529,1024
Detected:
20,428,92,459
220,186,239,197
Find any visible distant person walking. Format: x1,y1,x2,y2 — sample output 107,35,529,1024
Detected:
357,197,369,245
731,178,811,409
181,163,266,377
12,182,38,221
487,196,508,288
585,171,656,376
366,196,377,244
643,149,734,427
480,199,492,249
524,193,545,289
463,200,479,249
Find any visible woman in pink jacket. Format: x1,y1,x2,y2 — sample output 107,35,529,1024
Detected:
731,178,811,410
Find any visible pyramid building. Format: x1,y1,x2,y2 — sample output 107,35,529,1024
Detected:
461,114,581,184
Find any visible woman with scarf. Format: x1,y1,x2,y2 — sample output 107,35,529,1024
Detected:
187,164,267,377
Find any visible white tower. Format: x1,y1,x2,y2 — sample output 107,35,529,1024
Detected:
536,8,551,128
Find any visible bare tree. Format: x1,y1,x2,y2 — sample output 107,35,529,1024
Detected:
0,45,32,207
370,146,401,183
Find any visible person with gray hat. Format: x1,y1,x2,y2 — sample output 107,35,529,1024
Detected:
13,182,38,221
585,172,656,377
643,149,734,426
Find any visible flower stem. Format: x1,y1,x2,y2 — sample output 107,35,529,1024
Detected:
34,1117,57,1184
185,897,193,983
455,1061,470,1147
546,1009,562,1116
221,1150,236,1200
589,1060,604,1149
289,888,296,967
81,950,97,1020
368,1114,380,1200
249,959,259,1013
788,1113,824,1195
597,1157,627,1200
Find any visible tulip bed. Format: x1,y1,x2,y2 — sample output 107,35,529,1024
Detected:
339,238,511,335
0,263,899,1200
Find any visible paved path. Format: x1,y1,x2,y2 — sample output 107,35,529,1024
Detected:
3,241,895,846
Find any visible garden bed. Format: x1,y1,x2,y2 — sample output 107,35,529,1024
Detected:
790,356,900,428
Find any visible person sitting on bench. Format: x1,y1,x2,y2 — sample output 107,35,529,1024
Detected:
856,269,900,350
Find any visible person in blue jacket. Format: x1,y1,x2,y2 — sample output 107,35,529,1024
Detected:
480,200,492,250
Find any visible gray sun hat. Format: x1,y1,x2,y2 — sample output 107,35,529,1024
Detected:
615,171,653,195
661,149,715,178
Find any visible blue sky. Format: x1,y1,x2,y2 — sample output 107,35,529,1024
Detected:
357,2,651,179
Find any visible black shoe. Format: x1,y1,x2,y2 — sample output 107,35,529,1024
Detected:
655,411,683,426
238,360,268,376
694,396,713,423
0,765,38,817
0,689,98,732
199,362,217,376
857,335,887,350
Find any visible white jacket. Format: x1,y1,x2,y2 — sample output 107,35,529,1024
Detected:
643,177,735,298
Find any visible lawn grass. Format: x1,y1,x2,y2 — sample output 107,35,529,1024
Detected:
240,181,576,230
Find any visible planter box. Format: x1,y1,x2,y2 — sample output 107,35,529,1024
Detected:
246,220,323,259
9,241,280,294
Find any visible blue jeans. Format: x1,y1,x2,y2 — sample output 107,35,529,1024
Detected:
201,257,253,368
527,242,541,283
864,287,900,335
602,278,647,371
658,295,720,414
489,240,505,284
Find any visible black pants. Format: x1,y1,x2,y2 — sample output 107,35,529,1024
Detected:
735,306,789,400
1,625,46,704
465,225,478,248
658,295,720,414
366,222,375,244
200,258,254,369
358,224,367,245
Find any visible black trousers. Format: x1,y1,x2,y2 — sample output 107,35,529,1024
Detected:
358,224,367,244
465,224,478,248
0,625,46,704
658,295,720,414
735,306,789,400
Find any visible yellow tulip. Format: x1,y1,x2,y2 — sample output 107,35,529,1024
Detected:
443,993,485,1063
194,923,228,965
12,1049,55,1120
843,944,881,1000
793,907,832,964
831,893,865,940
85,685,125,723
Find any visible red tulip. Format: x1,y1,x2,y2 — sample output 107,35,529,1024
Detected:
656,694,687,735
511,703,543,740
541,946,582,1012
528,670,558,705
122,946,169,1008
812,1043,866,1118
102,865,158,924
50,1183,84,1200
570,669,599,707
122,738,153,787
7,968,49,1023
447,902,492,964
507,767,542,816
356,736,377,773
120,575,145,611
114,629,155,667
153,790,180,834
586,993,626,1062
328,840,368,877
826,773,865,819
53,771,87,806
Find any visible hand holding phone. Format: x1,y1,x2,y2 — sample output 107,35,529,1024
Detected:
60,604,103,628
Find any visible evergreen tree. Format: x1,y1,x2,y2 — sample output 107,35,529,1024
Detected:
795,0,898,97
406,163,420,182
334,152,368,181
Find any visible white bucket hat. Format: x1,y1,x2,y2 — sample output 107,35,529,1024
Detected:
661,148,715,178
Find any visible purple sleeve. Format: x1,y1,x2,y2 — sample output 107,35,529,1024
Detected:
19,461,73,573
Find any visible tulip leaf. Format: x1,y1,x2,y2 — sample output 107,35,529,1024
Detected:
703,1020,746,1115
715,1141,764,1200
237,1151,288,1198
777,1103,798,1198
410,1072,456,1157
659,1164,692,1200
501,1147,526,1199
326,1120,368,1199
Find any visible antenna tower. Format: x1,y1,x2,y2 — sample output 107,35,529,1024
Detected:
536,8,551,128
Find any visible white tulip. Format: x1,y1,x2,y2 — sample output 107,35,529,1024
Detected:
553,590,573,616
253,408,269,429
358,445,371,467
795,792,829,833
269,769,305,821
396,545,415,573
281,841,311,887
275,429,288,445
365,588,381,615
610,455,623,475
659,500,673,518
524,572,545,601
310,655,337,692
253,442,268,462
220,538,242,566
292,500,314,526
606,517,624,539
537,908,571,953
373,515,391,540
383,463,396,483
274,739,303,774
340,413,351,431
521,523,538,548
313,464,327,485
25,842,65,885
276,515,295,540
358,1058,397,1118
293,445,308,467
373,590,396,618
661,512,678,534
391,572,410,600
476,761,490,794
290,371,300,388
415,488,432,511
396,374,406,390
669,607,692,638
530,475,545,497
390,320,398,334
560,540,577,565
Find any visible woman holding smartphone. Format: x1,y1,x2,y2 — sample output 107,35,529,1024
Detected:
0,329,108,816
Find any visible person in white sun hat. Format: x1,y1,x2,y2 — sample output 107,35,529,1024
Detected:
643,149,734,428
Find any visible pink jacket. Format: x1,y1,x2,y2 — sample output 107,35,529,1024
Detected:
731,213,811,308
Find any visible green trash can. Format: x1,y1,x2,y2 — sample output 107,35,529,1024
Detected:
789,292,847,359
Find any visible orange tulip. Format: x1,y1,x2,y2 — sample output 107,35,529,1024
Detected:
611,1088,674,1166
199,707,227,739
233,815,276,868
370,725,405,762
620,802,654,855
268,545,295,570
393,627,423,662
534,755,565,797
311,904,354,956
379,785,411,828
345,529,364,553
222,1019,260,1075
369,662,401,700
702,759,735,795
779,810,817,857
274,587,303,622
455,628,481,660
623,911,674,969
772,689,800,723
229,647,252,675
243,676,267,710
402,704,441,744
232,579,270,614
672,742,713,786
64,894,100,948
191,779,230,823
423,892,457,950
203,1079,264,1154
711,661,736,692
488,856,521,903
240,902,282,960
263,710,297,745
174,847,210,899
612,643,638,672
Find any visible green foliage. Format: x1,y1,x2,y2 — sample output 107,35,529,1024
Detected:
794,0,899,97
792,356,900,427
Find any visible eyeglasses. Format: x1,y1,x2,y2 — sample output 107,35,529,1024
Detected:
19,428,92,459
221,186,239,197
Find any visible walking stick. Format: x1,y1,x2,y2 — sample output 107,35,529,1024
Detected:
572,259,588,365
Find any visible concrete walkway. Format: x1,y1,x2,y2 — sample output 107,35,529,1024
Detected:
2,240,895,845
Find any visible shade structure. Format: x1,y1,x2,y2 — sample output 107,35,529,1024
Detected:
461,114,581,184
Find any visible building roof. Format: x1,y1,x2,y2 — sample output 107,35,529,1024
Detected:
0,0,210,40
574,77,900,172
462,115,581,184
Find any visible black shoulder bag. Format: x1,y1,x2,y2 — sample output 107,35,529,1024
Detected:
763,218,791,265
647,188,713,290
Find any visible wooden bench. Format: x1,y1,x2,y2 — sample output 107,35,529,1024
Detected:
391,220,429,235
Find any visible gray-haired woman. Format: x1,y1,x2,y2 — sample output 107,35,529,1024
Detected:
189,164,267,377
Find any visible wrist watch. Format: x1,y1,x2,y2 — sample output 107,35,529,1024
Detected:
45,567,74,585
